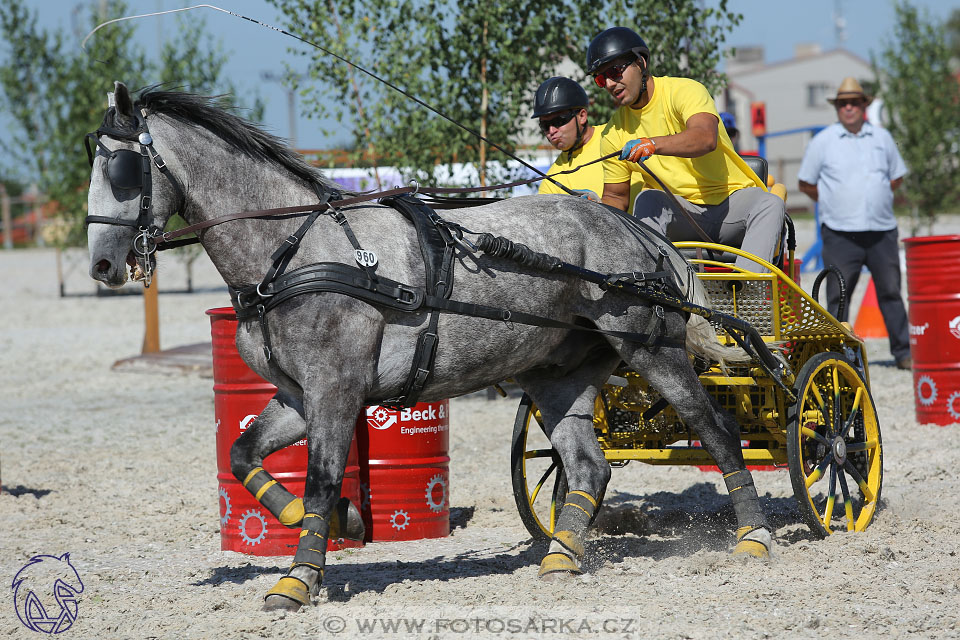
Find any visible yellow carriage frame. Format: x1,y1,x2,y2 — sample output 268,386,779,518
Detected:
512,241,884,539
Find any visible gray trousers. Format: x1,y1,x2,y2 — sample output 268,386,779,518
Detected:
632,187,786,271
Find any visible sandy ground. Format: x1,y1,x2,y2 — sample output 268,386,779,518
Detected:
2,216,960,639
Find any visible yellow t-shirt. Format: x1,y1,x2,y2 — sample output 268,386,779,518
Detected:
600,76,764,205
539,127,645,209
538,128,606,201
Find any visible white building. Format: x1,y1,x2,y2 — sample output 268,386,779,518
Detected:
719,44,875,209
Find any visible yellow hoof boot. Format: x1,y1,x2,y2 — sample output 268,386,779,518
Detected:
264,576,311,608
278,498,305,528
538,552,582,580
733,526,772,559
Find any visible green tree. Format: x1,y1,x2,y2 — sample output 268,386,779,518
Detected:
875,1,960,234
579,0,742,125
0,0,261,247
947,8,960,67
271,0,740,190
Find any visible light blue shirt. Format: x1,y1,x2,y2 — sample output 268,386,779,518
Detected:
797,121,908,232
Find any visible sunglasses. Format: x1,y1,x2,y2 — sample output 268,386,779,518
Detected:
593,59,633,88
835,99,865,108
539,110,577,133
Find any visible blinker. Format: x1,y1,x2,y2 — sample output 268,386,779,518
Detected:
106,149,143,191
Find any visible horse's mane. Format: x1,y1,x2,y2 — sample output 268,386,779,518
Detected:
124,87,348,195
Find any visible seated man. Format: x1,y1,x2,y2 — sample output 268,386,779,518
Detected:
534,76,645,207
533,77,603,201
590,27,786,272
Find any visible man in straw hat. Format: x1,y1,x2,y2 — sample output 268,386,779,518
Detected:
798,77,911,369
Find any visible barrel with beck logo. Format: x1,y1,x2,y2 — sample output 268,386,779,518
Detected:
356,401,451,540
904,236,960,424
207,307,363,554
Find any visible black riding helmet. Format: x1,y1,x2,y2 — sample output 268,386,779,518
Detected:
586,27,650,75
531,77,589,118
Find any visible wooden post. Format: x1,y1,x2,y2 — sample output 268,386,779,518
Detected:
1,184,11,250
142,273,160,354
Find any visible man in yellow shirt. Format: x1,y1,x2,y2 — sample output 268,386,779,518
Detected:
534,77,604,201
535,76,644,207
589,27,786,271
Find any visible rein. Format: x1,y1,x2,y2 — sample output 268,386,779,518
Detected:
148,150,622,247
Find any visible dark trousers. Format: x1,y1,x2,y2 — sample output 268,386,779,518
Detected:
822,225,911,360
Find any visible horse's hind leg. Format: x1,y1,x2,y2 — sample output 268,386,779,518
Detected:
515,351,620,580
622,343,773,557
229,391,364,538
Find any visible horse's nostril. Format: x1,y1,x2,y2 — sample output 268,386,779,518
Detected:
96,259,111,274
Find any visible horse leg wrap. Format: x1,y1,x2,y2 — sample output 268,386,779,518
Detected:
723,470,773,558
284,512,329,587
265,511,331,606
538,491,596,579
328,497,365,542
243,467,304,527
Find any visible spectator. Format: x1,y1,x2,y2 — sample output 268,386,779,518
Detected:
797,77,911,369
720,111,740,151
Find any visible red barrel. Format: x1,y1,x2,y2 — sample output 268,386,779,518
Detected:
357,401,451,541
208,307,363,554
904,236,960,425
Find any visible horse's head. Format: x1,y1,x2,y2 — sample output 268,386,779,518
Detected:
86,81,183,288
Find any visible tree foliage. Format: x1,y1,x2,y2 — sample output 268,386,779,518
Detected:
579,0,741,125
0,0,262,247
875,1,960,230
271,0,740,190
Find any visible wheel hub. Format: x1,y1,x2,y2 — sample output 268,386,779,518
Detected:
832,436,847,465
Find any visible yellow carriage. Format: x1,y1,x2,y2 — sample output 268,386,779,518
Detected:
511,240,884,540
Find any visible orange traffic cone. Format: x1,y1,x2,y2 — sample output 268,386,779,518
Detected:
854,277,888,338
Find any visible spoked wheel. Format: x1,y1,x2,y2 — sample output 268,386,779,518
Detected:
511,394,605,541
786,352,883,537
511,394,568,541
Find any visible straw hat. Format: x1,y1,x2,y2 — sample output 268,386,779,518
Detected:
827,77,873,106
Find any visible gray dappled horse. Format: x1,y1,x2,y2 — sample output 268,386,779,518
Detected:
86,83,772,612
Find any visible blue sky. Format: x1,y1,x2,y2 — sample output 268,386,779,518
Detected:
3,0,958,153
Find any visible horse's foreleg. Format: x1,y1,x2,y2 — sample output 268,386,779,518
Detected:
627,345,773,558
516,352,619,580
230,391,309,527
263,393,364,612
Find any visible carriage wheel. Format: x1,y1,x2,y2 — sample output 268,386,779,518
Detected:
511,394,606,541
511,394,568,541
786,352,883,537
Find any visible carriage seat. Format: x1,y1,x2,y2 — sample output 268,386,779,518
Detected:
741,154,768,186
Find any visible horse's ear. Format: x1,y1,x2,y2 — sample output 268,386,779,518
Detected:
114,81,135,119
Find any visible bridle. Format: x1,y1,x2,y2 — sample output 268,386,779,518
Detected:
84,107,186,286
